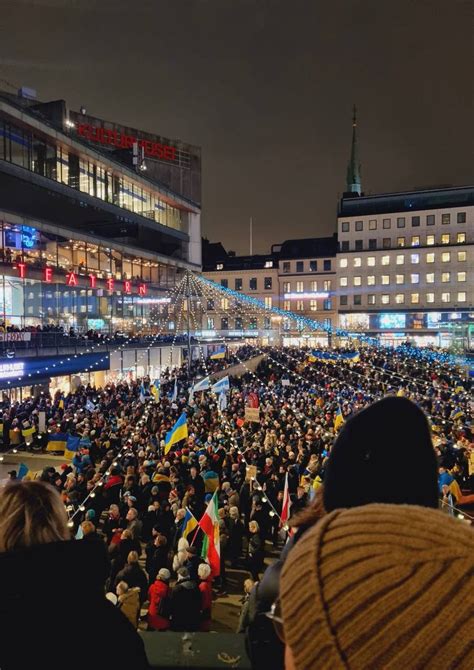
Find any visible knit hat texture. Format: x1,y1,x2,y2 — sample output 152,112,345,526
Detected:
323,396,439,512
280,504,474,670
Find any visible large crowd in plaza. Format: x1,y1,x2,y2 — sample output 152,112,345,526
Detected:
0,342,472,669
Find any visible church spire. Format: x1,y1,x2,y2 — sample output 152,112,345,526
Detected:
345,104,361,195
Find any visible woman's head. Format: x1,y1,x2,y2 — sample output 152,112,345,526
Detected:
249,520,259,534
127,550,139,564
0,481,70,552
198,562,211,580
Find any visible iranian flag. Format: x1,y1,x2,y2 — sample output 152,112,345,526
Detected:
199,490,220,577
280,472,291,529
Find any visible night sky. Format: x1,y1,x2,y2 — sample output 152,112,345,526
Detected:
0,0,472,254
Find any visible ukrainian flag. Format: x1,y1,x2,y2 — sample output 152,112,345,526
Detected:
64,434,81,460
151,379,161,401
343,351,360,363
17,463,29,480
334,406,344,431
210,346,226,360
21,426,36,440
452,409,464,422
46,432,68,452
182,507,198,540
164,413,188,455
58,398,64,410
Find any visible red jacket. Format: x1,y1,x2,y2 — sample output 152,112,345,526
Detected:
147,580,170,631
199,578,213,632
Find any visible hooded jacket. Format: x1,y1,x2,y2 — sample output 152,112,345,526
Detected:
0,540,149,670
170,577,201,631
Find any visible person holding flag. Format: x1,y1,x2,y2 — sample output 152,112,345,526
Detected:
210,345,226,361
164,413,188,455
198,489,220,578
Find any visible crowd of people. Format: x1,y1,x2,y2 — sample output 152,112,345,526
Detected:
0,342,472,669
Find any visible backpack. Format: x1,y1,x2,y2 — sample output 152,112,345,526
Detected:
157,594,171,619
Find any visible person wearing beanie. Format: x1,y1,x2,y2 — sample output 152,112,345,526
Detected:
280,504,474,670
323,396,439,512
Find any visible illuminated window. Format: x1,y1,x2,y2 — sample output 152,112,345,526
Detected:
397,217,406,228
457,212,466,223
353,257,362,267
396,274,404,284
341,222,349,232
221,298,229,310
426,214,435,225
353,276,362,286
367,256,376,266
426,273,435,283
264,297,272,309
369,219,377,230
442,213,451,225
296,300,304,311
284,300,291,311
264,260,273,268
323,280,331,291
411,236,420,247
381,255,390,265
207,317,214,329
310,280,318,291
457,271,466,282
283,281,291,293
426,293,435,303
381,294,390,304
381,275,390,285
457,233,466,244
310,299,317,311
296,281,304,293
411,293,419,304
395,294,405,304
368,294,376,305
411,273,419,284
396,255,404,265
457,292,467,302
426,235,435,246
397,237,405,247
458,251,467,262
367,275,375,285
339,258,348,268
216,263,224,270
411,253,419,264
441,292,450,303
427,253,435,263
442,252,451,263
441,234,450,244
340,277,348,287
355,220,363,231
383,218,391,229
442,272,450,282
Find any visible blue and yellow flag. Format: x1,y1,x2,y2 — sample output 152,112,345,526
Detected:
164,413,188,455
64,434,81,460
334,406,344,431
46,432,68,452
182,507,198,540
151,379,161,401
210,346,226,360
21,426,36,440
17,463,29,480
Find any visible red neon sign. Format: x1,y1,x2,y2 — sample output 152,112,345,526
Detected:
16,262,26,279
138,283,147,297
89,274,97,289
66,272,78,286
106,278,115,291
123,280,132,294
77,123,177,162
44,267,53,283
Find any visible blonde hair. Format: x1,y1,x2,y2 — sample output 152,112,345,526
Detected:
244,578,255,594
116,580,129,595
127,550,139,564
0,481,70,552
249,520,259,533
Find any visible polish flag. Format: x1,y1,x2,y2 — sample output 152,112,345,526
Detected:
280,472,291,529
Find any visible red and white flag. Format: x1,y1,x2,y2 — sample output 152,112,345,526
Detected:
280,472,291,529
198,490,221,576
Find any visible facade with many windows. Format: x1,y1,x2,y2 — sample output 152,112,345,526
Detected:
0,89,201,334
337,186,474,347
202,236,337,345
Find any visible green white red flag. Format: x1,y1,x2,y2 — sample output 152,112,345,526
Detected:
199,490,220,576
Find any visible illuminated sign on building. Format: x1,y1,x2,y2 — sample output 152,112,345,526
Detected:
0,362,25,380
283,292,329,300
77,123,177,162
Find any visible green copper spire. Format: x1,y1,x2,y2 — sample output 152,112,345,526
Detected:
346,104,361,194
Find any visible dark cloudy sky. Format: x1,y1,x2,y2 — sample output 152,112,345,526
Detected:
0,0,472,254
